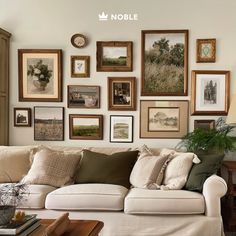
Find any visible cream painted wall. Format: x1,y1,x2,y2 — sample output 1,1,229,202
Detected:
0,0,236,148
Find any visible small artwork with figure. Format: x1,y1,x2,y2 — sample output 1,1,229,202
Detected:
113,82,130,105
14,108,31,127
204,79,217,104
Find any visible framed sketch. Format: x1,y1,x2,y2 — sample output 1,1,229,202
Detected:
110,115,133,143
14,108,31,127
108,77,136,110
194,120,215,130
71,56,90,77
68,85,100,108
141,30,188,96
34,107,64,141
196,39,216,63
69,114,103,140
18,49,62,102
97,41,133,72
191,70,230,115
140,100,188,138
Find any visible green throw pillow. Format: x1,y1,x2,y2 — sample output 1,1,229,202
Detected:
185,153,224,192
75,150,139,188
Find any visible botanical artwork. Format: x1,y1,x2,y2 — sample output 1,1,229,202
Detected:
113,82,130,105
148,108,179,131
68,85,100,108
102,47,127,66
204,79,217,104
197,39,216,63
74,59,85,73
14,108,31,127
141,30,188,96
71,56,90,77
34,107,64,141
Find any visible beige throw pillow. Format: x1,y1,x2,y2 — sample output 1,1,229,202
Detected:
22,148,81,187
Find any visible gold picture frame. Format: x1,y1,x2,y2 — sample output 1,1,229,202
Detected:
71,55,90,78
196,39,216,63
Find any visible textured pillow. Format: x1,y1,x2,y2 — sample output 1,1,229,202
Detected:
22,148,81,187
76,150,139,188
185,153,224,192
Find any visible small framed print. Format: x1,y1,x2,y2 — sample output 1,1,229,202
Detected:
34,106,64,141
69,114,103,140
71,56,90,78
68,85,100,108
108,77,136,111
191,70,230,115
110,115,133,143
97,41,133,72
14,108,31,127
194,120,215,130
140,100,189,139
196,39,216,63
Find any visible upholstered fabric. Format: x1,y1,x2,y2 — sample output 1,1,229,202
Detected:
124,188,205,214
23,148,81,187
45,184,128,211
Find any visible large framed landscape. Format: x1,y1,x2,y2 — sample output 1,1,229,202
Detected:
141,30,188,96
140,100,188,138
34,106,64,141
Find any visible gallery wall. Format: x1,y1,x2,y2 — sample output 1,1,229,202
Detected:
0,0,236,148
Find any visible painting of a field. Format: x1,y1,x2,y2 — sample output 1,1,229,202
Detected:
114,123,129,139
102,47,127,66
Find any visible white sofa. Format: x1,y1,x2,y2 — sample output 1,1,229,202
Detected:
0,145,227,236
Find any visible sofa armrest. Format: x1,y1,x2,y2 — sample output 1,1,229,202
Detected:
202,175,227,217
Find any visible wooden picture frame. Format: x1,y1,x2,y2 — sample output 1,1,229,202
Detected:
141,30,188,96
96,41,133,72
18,49,62,102
196,39,216,63
14,108,31,127
34,106,64,141
71,56,90,78
68,85,100,109
110,115,133,143
191,70,230,115
194,120,215,130
69,114,103,140
140,100,189,138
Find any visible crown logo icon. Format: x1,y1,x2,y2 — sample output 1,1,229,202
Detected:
99,12,108,21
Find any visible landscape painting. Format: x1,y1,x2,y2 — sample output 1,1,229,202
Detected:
204,79,217,104
102,47,127,66
69,114,103,140
141,30,188,96
34,107,64,141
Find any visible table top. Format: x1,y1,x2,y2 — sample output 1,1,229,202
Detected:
223,161,236,171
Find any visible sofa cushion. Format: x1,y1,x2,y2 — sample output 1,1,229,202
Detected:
124,188,205,214
19,184,56,209
45,184,128,211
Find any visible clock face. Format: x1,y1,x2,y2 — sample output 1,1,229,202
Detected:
71,34,87,48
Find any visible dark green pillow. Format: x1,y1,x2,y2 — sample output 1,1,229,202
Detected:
185,153,224,192
75,150,139,188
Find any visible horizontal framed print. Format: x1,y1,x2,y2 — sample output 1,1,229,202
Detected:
196,39,216,63
140,100,188,138
14,108,31,127
108,77,136,111
18,49,62,102
68,85,100,109
141,30,188,96
110,115,133,143
71,56,90,78
34,107,64,141
97,41,133,72
191,70,230,115
69,114,103,140
194,120,215,130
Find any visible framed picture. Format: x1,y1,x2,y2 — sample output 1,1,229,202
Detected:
14,108,31,127
140,100,189,138
68,85,100,109
18,49,62,102
108,77,136,110
34,107,64,141
191,70,230,115
196,39,216,63
69,114,103,140
194,120,215,130
96,41,133,72
110,115,133,143
141,30,188,96
71,56,90,77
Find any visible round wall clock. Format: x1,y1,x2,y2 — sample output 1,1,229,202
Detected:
71,34,87,48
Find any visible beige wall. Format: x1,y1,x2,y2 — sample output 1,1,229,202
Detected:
0,0,235,148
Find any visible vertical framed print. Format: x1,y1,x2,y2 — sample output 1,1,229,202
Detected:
196,39,216,63
71,56,90,78
14,108,31,127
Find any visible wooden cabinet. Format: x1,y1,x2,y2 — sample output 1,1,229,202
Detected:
0,28,11,145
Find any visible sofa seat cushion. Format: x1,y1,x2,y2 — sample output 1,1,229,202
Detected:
45,184,128,211
19,184,56,209
124,188,205,215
